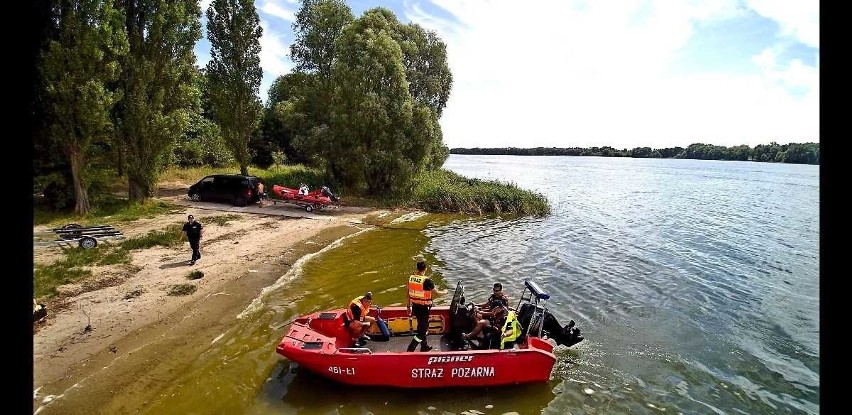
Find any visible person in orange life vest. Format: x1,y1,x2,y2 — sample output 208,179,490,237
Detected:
346,292,376,346
463,282,509,343
406,260,441,352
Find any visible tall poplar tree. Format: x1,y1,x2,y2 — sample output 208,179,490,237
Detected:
40,0,128,214
205,0,263,175
117,0,201,201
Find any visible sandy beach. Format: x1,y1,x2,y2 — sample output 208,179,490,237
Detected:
32,184,385,414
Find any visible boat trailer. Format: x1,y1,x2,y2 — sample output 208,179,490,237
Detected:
34,223,125,249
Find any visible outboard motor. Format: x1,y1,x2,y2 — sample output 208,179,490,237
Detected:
447,282,476,350
515,280,584,348
320,186,340,203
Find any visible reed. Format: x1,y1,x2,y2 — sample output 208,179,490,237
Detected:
410,169,550,216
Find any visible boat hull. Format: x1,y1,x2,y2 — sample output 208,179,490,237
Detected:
275,306,557,388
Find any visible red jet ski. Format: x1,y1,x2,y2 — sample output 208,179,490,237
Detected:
275,280,583,388
270,184,340,212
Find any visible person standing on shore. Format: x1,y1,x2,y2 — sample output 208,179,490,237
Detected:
407,260,438,352
257,181,266,207
182,215,203,265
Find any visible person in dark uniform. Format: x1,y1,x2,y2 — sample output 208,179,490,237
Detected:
463,282,509,345
407,260,437,352
182,215,203,265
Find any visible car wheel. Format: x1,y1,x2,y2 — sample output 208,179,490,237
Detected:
234,197,247,207
305,205,313,212
189,192,201,202
79,236,97,249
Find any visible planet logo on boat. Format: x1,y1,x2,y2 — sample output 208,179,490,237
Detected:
427,355,474,365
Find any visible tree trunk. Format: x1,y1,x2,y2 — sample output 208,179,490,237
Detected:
127,176,149,203
69,150,90,215
116,144,124,177
240,164,248,175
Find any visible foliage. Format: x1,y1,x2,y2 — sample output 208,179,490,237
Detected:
290,0,354,81
396,23,453,117
271,0,353,170
451,142,820,165
121,224,185,249
257,164,330,194
409,169,551,216
277,2,452,194
262,72,319,165
117,0,202,201
170,67,233,167
205,0,264,175
40,0,128,214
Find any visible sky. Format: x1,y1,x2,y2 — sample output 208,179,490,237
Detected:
196,0,819,150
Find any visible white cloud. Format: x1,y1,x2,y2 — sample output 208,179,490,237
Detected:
256,1,298,101
258,20,293,99
746,0,819,48
260,0,297,22
405,0,819,149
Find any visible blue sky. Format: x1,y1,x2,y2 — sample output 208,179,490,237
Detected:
196,0,819,150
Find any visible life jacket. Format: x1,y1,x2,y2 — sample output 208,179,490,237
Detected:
501,310,521,349
345,296,369,322
408,275,433,306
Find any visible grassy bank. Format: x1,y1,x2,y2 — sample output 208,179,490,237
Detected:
33,212,241,299
409,169,550,216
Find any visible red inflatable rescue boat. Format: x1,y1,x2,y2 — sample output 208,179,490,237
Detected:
275,280,584,388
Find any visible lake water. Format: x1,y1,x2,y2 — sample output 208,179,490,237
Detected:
117,155,820,415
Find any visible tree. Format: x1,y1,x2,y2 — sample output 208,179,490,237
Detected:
205,0,263,175
290,0,353,85
395,23,452,170
40,0,128,214
262,72,317,165
325,8,425,193
396,23,453,117
116,0,202,202
171,67,232,168
285,0,353,173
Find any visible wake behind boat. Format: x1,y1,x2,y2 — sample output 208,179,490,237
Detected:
275,280,584,388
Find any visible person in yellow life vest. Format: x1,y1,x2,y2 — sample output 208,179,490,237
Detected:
500,310,521,349
406,260,438,352
346,292,376,347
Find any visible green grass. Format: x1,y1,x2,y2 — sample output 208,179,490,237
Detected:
204,214,241,226
34,198,181,227
121,224,185,250
408,169,551,216
34,263,91,298
167,284,197,296
33,245,131,298
186,270,204,280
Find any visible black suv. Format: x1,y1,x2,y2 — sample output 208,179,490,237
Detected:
188,174,261,207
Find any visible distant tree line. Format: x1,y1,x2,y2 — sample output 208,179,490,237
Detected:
31,0,452,213
450,142,819,165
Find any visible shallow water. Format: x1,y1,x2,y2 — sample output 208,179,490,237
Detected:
61,155,818,415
